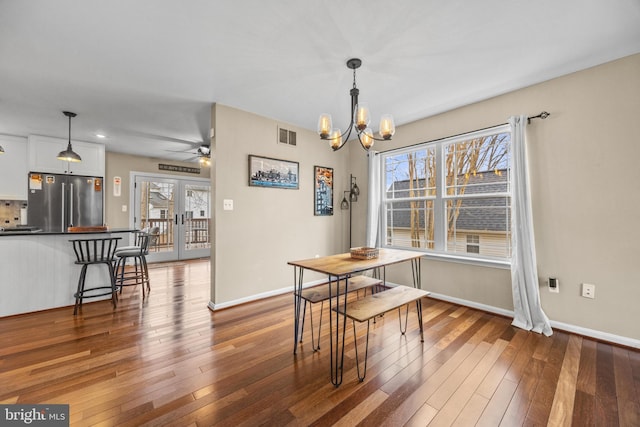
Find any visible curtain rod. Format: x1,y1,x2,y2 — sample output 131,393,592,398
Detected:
527,111,550,124
374,111,551,155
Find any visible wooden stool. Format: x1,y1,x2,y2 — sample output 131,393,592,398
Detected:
114,232,151,298
70,237,121,315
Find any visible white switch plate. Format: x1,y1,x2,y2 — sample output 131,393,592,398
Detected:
122,205,127,212
223,199,233,211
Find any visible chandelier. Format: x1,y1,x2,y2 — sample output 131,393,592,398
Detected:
317,58,395,151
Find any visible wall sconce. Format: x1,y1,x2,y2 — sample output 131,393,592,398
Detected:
343,174,359,248
340,191,350,210
350,175,360,202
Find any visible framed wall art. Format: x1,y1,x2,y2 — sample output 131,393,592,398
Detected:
314,165,333,216
248,154,299,189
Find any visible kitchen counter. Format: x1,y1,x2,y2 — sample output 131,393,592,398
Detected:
0,229,138,317
0,227,136,236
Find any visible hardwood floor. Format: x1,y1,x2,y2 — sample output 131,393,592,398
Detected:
1,259,639,426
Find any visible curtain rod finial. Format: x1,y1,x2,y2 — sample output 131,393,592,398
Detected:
528,111,550,124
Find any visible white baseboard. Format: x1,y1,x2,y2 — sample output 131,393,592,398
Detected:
427,292,640,349
207,278,327,311
207,283,639,349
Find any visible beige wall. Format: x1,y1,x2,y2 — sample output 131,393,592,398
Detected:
210,104,349,305
349,53,640,340
105,152,210,228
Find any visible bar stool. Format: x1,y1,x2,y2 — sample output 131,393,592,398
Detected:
114,231,151,298
70,237,121,315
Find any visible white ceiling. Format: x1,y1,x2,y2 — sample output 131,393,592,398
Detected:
1,0,639,162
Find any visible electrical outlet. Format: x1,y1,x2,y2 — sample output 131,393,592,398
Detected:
223,199,233,211
548,277,559,293
581,283,595,299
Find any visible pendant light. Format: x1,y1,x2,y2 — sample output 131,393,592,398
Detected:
57,111,82,163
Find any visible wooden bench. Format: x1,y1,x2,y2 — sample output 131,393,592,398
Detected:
333,285,430,381
295,275,382,351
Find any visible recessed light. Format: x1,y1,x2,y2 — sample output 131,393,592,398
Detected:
95,133,107,139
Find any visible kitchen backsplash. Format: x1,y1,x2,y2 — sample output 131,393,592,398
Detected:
0,200,27,226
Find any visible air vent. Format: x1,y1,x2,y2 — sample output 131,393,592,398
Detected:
278,126,297,146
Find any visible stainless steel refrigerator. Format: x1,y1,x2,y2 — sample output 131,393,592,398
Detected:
27,172,104,232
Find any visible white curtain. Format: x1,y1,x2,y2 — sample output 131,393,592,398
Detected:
366,151,381,248
509,115,552,336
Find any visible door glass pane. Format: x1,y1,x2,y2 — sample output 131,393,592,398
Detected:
138,180,176,253
183,184,211,251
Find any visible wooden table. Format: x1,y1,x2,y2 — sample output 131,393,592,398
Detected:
288,248,424,386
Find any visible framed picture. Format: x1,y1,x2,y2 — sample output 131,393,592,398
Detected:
248,154,299,189
314,165,333,216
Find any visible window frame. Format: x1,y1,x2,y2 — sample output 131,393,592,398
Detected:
379,124,512,269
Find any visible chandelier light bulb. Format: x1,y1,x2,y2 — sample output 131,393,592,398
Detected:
360,128,374,149
317,114,332,139
379,114,396,140
329,128,342,150
355,103,370,131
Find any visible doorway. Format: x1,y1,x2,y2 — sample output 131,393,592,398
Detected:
131,173,211,262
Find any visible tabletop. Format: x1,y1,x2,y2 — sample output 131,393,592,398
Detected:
288,248,423,276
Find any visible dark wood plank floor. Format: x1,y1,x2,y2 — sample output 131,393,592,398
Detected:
1,259,639,426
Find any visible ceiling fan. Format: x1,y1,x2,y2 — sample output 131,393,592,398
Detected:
196,145,211,166
164,143,211,165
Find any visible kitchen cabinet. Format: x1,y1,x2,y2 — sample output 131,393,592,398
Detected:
28,135,105,176
0,135,29,200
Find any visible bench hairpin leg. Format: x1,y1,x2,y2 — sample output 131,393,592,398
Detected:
309,300,323,351
417,298,425,342
299,300,307,343
353,319,371,382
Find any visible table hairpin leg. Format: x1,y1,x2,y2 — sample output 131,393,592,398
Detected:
411,258,421,288
293,266,305,355
411,258,425,342
329,273,348,387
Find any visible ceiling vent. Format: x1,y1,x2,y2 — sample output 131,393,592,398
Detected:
278,126,297,147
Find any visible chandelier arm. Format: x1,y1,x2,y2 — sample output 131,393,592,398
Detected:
359,129,392,142
331,125,353,151
356,133,370,151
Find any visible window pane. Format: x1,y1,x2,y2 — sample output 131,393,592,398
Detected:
385,200,434,249
445,133,511,196
447,197,511,257
385,148,436,199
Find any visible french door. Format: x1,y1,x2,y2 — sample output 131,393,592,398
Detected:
132,173,211,262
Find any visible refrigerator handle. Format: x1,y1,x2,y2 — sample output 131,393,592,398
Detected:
69,183,74,226
181,214,184,225
174,214,178,225
61,182,66,230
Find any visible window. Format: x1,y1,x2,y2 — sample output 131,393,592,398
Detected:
381,125,512,262
466,235,480,254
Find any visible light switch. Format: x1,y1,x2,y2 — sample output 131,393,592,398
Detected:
122,205,127,212
223,199,233,211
